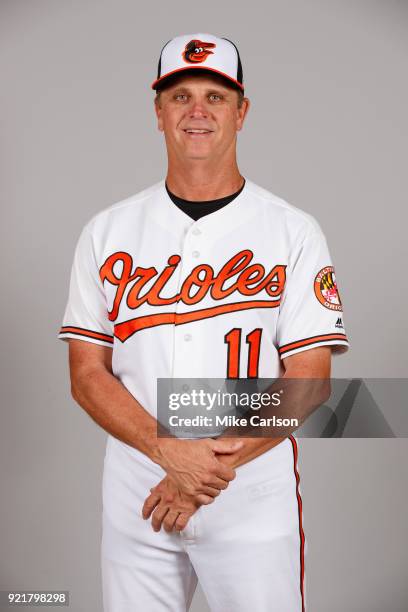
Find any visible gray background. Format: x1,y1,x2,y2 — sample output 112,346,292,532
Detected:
1,0,407,610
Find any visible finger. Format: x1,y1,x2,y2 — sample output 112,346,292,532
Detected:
142,493,161,519
202,476,230,491
151,504,169,532
162,511,180,533
142,493,161,520
210,439,243,454
174,513,193,532
213,462,237,483
195,494,215,505
197,485,221,498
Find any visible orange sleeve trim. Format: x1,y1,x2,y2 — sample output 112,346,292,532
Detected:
279,332,348,356
58,326,114,344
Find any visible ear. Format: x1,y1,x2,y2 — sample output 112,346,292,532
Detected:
154,99,164,132
236,97,250,131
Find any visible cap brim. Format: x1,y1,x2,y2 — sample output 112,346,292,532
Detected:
151,66,244,92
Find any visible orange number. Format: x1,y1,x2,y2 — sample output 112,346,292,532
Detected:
224,328,263,378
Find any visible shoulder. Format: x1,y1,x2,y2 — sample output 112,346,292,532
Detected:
82,180,164,236
244,179,325,241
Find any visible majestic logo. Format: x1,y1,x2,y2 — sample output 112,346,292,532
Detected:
335,317,344,329
99,250,286,342
182,39,216,63
314,266,343,312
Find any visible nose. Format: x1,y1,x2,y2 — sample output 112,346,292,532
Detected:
188,99,209,119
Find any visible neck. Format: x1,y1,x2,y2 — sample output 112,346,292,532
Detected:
165,157,244,201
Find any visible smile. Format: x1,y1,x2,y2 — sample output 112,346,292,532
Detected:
183,129,213,135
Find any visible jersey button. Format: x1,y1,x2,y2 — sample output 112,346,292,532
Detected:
184,334,192,342
192,228,201,236
192,250,200,258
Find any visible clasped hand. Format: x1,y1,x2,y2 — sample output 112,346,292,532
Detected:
142,437,243,533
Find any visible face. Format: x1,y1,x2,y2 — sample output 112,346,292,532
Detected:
154,74,250,162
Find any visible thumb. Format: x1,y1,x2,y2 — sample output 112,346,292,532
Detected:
210,439,244,454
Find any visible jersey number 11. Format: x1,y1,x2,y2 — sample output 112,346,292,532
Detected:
224,328,263,379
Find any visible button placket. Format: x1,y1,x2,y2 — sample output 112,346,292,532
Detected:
171,225,203,378
189,224,203,260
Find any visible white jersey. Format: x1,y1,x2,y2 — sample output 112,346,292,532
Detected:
58,178,350,611
58,178,349,418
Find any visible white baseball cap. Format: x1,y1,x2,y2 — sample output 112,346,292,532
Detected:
151,33,244,92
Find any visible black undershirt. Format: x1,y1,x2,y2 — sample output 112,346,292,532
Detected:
165,179,246,221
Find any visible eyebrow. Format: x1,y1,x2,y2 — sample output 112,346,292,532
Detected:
170,87,228,95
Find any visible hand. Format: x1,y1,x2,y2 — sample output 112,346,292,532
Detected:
142,475,202,533
156,437,243,503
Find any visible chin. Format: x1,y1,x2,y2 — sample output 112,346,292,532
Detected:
185,153,212,161
184,144,214,159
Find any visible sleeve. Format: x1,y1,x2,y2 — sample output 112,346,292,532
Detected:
57,225,114,348
276,223,350,360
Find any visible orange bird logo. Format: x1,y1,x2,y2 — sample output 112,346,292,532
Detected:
182,39,216,63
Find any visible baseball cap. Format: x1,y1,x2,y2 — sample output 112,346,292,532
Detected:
151,33,244,92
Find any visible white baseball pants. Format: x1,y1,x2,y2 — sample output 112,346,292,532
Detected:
101,434,306,612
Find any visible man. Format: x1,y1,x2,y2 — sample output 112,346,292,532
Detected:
58,33,349,612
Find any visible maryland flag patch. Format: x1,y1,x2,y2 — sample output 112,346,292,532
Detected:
314,266,343,311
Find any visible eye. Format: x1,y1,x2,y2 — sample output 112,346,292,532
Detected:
195,47,200,53
175,94,188,102
209,94,222,102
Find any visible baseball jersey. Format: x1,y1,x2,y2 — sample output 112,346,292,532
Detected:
58,178,349,420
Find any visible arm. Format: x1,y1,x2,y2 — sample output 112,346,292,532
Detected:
143,346,332,533
67,339,242,503
215,346,332,469
68,339,163,461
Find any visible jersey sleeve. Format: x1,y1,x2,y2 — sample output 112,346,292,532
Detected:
276,223,350,360
57,225,114,348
